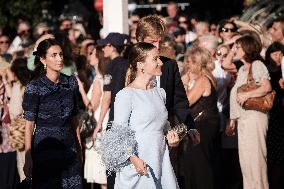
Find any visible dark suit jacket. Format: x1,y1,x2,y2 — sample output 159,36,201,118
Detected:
160,56,195,130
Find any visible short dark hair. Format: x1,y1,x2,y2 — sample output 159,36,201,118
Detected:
236,35,262,63
272,16,284,35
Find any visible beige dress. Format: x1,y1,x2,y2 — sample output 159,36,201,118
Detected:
230,60,269,189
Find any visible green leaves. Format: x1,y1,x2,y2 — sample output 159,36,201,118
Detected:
0,0,51,28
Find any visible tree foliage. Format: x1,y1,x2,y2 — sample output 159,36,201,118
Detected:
0,0,51,28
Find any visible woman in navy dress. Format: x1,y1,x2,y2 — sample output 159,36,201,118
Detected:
23,39,82,189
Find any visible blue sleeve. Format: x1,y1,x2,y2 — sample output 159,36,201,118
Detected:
69,75,79,116
22,82,40,121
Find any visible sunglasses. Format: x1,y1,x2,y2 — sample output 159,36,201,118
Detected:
216,50,228,58
19,29,31,35
221,27,237,33
0,41,9,44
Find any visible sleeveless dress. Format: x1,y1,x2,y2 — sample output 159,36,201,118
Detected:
22,74,82,189
84,75,108,184
182,81,221,189
101,87,179,189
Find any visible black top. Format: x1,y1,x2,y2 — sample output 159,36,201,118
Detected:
103,56,128,121
159,56,195,130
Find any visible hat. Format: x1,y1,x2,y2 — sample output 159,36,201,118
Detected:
97,32,129,47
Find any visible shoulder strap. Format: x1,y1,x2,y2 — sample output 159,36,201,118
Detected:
247,64,255,84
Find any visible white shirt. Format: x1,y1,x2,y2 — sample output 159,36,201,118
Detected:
212,60,231,113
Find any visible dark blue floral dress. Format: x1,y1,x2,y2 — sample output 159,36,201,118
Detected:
22,74,82,189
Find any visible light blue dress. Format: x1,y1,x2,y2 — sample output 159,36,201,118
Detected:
101,87,179,189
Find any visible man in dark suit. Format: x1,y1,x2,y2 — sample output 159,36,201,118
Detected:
136,15,195,132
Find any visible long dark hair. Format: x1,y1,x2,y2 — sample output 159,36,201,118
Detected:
265,42,284,71
96,46,111,76
10,58,31,86
125,42,156,86
32,38,61,80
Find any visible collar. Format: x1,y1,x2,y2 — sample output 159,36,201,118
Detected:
40,73,69,91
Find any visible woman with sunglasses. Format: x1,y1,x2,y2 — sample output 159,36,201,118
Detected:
0,34,12,62
218,20,238,45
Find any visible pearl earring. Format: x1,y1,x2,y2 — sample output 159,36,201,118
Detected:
43,63,47,69
141,68,144,73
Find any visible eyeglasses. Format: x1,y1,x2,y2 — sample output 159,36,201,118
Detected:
0,40,9,44
221,27,237,33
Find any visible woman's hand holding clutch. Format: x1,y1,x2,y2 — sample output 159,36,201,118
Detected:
130,155,148,176
167,130,180,147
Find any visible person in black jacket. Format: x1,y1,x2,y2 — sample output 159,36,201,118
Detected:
136,15,195,133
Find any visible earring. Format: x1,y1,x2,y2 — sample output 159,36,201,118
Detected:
43,63,47,69
141,68,144,74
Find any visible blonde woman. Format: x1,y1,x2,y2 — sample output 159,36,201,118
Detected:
182,46,221,189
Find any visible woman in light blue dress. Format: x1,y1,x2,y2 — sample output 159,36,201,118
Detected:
100,42,180,189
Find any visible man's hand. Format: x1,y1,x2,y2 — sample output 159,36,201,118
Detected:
226,119,236,136
279,78,284,89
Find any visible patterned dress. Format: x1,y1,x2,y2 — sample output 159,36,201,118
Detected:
22,74,82,189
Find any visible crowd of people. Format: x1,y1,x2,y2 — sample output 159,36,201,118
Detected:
1,1,284,189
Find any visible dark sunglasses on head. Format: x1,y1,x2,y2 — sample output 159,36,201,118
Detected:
0,40,9,44
221,27,237,33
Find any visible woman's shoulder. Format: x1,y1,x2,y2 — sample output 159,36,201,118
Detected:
252,60,266,67
197,75,211,85
116,87,133,97
25,79,41,94
61,73,78,89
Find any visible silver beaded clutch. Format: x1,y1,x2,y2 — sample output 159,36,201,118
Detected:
170,111,204,141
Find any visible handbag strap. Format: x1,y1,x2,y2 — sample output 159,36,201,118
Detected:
247,64,255,84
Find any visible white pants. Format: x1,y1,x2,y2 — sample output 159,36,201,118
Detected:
237,111,269,189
